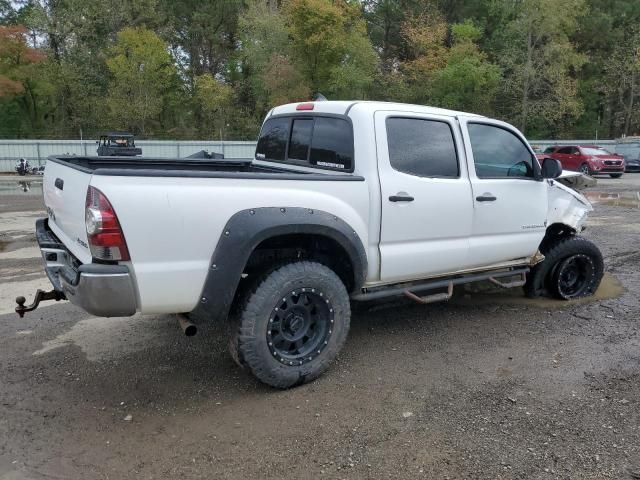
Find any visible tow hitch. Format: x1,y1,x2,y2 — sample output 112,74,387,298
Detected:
15,290,66,318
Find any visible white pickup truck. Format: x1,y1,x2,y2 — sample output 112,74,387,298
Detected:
19,100,603,388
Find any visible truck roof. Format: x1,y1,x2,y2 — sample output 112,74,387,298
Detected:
271,100,486,119
100,131,134,137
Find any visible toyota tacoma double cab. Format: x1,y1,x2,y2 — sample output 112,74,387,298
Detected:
18,101,603,388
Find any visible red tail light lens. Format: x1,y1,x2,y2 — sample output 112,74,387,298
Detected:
85,186,130,261
296,103,314,111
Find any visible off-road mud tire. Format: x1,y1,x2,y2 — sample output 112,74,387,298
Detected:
228,261,350,388
524,235,604,300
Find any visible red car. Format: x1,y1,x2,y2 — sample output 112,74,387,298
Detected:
543,145,625,178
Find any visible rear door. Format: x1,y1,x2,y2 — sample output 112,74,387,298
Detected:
554,146,575,170
43,159,93,263
458,117,547,267
375,111,473,282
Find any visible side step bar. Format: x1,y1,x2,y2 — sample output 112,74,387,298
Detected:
404,282,454,304
352,267,529,302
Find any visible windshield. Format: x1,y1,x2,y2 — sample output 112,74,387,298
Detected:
582,147,613,156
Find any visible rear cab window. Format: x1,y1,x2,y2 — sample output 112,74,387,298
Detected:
385,117,459,178
255,115,354,172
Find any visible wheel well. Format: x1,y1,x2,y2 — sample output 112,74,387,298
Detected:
243,233,356,292
540,223,576,252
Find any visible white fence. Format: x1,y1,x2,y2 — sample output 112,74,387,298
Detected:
1,138,639,172
0,140,257,172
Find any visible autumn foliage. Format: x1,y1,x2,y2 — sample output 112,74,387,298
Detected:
0,25,45,97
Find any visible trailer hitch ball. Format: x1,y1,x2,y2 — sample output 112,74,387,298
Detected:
15,290,66,318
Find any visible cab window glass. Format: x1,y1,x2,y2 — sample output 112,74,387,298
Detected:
288,119,313,161
255,117,289,161
468,123,534,179
386,118,459,177
255,116,353,171
309,117,353,170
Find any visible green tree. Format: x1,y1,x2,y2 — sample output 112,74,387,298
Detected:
237,0,303,109
193,73,234,139
397,9,451,104
105,27,181,134
574,0,640,137
431,21,501,114
162,0,243,78
285,0,378,98
603,30,640,136
0,25,49,136
489,0,587,136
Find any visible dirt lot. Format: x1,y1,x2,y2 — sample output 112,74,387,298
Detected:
0,174,639,480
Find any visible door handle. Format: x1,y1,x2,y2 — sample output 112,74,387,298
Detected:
54,178,64,190
476,194,496,202
389,194,414,202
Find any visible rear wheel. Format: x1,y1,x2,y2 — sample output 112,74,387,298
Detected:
609,173,623,178
524,235,603,300
229,261,350,388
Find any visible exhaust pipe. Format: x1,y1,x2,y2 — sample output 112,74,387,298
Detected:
177,314,197,337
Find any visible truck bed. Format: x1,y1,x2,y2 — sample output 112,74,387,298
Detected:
47,155,363,181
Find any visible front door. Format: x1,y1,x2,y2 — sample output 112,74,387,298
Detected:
375,111,473,283
458,117,548,267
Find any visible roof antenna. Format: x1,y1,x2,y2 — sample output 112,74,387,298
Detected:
313,93,328,101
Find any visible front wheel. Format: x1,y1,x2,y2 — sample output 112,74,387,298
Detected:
524,236,604,300
229,261,350,389
609,173,623,178
579,163,591,176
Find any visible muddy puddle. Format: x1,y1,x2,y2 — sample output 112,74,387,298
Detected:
0,179,43,196
453,272,624,309
584,190,640,209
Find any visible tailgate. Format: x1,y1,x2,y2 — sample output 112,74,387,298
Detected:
43,160,93,264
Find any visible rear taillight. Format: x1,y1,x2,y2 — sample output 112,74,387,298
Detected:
85,186,130,261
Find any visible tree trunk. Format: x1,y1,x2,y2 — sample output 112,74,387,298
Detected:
520,26,533,133
623,50,637,136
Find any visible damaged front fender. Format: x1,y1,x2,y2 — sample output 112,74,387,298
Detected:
547,176,593,232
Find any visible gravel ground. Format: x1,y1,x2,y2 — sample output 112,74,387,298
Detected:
0,173,639,480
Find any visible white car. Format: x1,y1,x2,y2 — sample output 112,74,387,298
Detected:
21,100,603,388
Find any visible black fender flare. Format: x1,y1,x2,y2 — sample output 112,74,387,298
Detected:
191,207,367,323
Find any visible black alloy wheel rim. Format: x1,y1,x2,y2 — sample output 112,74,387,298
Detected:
267,288,333,365
580,164,589,175
556,254,594,299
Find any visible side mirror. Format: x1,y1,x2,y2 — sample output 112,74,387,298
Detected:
541,157,562,179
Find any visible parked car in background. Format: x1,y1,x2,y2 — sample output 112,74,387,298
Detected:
625,157,640,172
544,145,625,178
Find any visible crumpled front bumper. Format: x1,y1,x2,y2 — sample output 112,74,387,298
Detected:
36,218,137,317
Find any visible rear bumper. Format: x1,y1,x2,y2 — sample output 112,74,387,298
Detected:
36,218,137,317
